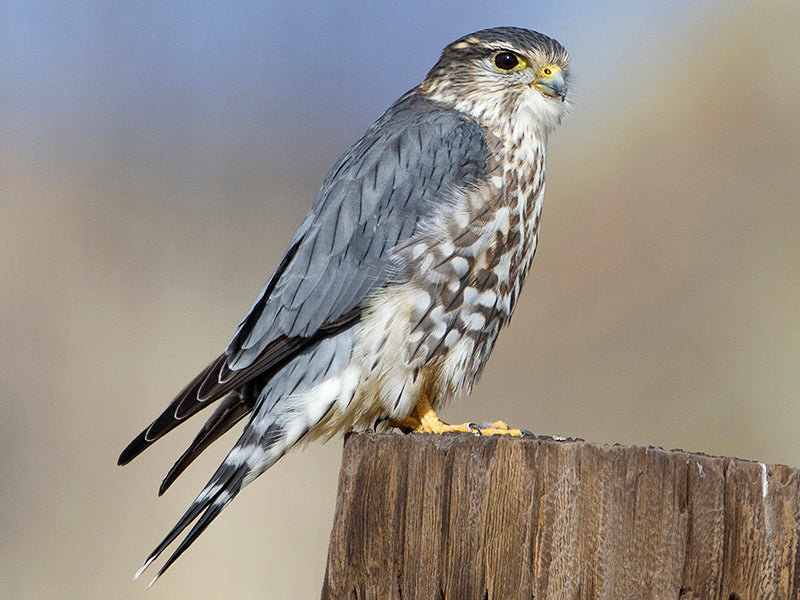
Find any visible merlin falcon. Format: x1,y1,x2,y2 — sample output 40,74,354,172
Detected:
120,26,570,582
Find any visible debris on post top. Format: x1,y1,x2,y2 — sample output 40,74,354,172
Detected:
322,432,800,600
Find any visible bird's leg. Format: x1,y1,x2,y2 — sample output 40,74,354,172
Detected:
391,393,474,434
392,393,526,436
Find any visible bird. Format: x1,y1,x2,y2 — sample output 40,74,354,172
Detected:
119,26,570,584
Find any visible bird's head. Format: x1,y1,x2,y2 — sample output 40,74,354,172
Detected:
421,27,570,138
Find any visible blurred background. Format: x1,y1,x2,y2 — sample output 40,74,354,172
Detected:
2,0,799,597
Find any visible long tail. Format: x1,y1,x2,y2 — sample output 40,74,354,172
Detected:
135,416,283,586
135,330,356,585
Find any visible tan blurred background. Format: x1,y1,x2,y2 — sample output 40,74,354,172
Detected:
2,1,799,598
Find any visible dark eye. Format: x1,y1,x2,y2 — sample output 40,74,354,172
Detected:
494,52,519,71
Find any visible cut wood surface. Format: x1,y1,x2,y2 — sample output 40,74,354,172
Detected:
322,432,800,600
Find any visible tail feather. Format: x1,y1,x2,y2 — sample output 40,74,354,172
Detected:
134,467,237,582
136,415,291,583
133,330,357,582
146,474,243,587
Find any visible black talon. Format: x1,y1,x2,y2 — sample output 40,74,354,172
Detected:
520,429,535,438
468,422,482,435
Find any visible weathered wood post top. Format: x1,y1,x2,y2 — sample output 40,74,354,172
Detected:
323,432,800,600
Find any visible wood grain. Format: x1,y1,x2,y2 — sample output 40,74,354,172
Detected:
322,433,800,600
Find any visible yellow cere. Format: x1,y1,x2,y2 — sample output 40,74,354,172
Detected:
540,64,561,78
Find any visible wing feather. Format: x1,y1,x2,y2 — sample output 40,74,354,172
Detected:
158,388,255,496
119,93,488,467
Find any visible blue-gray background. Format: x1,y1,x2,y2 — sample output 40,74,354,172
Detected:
2,1,799,597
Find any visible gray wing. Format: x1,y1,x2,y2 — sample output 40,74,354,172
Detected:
224,94,489,370
118,93,488,466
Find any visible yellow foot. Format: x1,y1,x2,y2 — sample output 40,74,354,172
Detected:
391,395,532,437
475,422,526,436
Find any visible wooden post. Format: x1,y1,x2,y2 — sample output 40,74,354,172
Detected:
322,432,800,600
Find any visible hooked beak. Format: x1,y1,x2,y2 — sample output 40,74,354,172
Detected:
534,69,566,101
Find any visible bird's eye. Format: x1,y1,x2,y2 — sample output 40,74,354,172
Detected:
543,67,553,76
494,52,520,71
